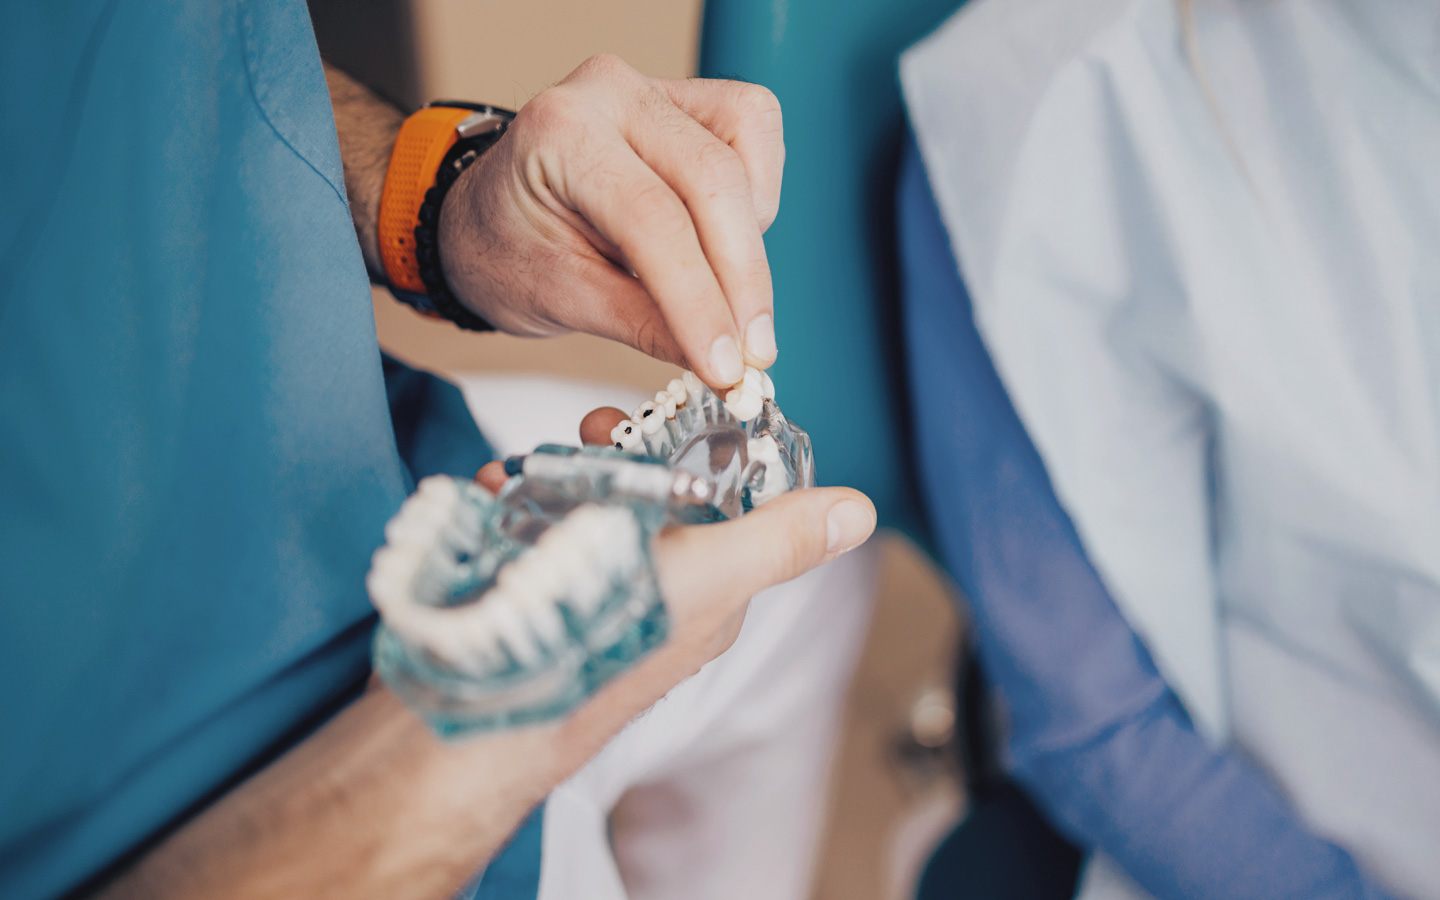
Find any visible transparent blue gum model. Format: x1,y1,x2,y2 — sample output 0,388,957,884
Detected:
369,367,815,736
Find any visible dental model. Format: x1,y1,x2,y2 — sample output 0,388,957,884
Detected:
368,366,813,735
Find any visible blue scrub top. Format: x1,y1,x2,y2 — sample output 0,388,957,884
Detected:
0,2,500,897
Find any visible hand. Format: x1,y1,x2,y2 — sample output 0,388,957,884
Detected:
440,55,785,390
476,406,875,753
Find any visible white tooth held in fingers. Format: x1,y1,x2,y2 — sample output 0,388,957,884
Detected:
760,370,775,401
724,388,763,422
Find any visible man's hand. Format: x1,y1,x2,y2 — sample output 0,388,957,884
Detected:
478,405,874,745
440,56,784,389
100,416,873,900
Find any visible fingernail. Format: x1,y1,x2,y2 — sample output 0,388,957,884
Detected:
827,500,875,554
745,313,777,363
708,334,745,385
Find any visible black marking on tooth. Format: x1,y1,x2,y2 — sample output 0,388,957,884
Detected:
641,408,654,417
614,442,624,449
623,425,634,434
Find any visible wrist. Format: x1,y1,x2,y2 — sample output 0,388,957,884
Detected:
378,102,514,330
435,148,504,325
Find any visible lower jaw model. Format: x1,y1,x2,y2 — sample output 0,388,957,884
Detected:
367,367,815,736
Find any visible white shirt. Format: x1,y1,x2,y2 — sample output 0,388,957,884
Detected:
904,1,1440,896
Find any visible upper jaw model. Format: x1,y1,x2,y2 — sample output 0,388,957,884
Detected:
368,366,815,736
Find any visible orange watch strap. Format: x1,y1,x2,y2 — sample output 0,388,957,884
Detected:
378,106,475,293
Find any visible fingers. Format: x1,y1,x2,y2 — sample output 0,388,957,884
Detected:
580,407,629,446
543,252,688,367
556,128,746,388
657,78,785,232
654,487,876,623
620,90,777,369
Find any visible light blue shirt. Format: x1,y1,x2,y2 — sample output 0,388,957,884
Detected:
0,2,501,897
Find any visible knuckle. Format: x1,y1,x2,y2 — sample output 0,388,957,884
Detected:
763,507,825,580
629,183,688,239
517,87,580,135
779,529,820,579
735,83,782,123
690,143,751,202
630,315,667,361
575,53,635,83
756,192,781,230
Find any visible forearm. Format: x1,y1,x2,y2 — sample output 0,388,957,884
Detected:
90,630,718,900
325,63,404,281
94,686,561,900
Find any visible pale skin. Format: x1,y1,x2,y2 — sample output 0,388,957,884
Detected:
88,60,876,899
331,57,785,389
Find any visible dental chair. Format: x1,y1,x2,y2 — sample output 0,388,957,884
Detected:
701,2,1082,897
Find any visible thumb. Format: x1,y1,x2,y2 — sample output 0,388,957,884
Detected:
655,487,876,608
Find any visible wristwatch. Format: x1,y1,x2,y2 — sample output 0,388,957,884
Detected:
378,101,516,331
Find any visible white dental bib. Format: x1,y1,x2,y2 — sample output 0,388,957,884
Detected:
903,0,1440,897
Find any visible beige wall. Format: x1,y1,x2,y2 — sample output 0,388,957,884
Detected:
375,0,704,389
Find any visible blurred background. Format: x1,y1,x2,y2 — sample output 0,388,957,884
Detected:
308,1,965,897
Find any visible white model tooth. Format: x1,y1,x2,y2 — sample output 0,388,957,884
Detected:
655,390,677,418
384,514,434,549
682,369,709,407
525,551,570,600
416,475,459,502
610,423,627,445
396,493,450,534
724,388,763,422
614,420,644,451
571,516,614,562
524,594,568,649
742,366,761,392
370,544,418,589
642,430,671,457
746,435,788,506
438,519,482,555
666,378,686,405
760,370,775,401
487,596,543,666
636,402,666,436
567,572,607,617
739,393,765,422
365,567,407,613
497,553,543,595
